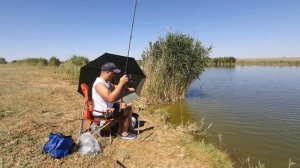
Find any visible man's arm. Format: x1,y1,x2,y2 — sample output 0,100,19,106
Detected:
95,75,128,103
110,83,117,91
109,77,135,93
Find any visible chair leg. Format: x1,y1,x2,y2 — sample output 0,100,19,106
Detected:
78,118,84,144
91,122,114,145
137,119,140,136
91,124,101,137
109,125,112,144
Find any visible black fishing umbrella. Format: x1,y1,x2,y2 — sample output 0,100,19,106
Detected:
78,53,146,103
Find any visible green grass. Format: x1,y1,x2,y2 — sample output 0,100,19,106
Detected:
180,137,232,168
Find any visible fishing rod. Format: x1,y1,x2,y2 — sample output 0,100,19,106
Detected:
124,0,138,75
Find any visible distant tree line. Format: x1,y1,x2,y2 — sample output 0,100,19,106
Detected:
208,57,236,66
236,58,300,66
0,57,7,64
12,56,62,66
9,55,89,80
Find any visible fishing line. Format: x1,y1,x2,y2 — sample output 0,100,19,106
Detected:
124,0,138,74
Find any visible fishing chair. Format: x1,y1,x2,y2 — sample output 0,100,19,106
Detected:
78,83,115,144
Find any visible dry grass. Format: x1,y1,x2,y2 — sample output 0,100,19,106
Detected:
0,64,232,168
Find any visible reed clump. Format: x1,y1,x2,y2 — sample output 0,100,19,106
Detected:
48,56,61,67
208,57,236,66
56,55,89,80
141,32,211,102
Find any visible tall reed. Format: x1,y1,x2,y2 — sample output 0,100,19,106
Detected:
141,32,211,102
48,56,61,67
56,55,89,80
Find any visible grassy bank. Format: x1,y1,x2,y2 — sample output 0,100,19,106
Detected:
0,64,232,167
236,57,300,66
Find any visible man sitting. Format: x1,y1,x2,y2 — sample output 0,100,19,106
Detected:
92,62,136,140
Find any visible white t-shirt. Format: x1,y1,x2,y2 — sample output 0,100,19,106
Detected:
92,77,114,116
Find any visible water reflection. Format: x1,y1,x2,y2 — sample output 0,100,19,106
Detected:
186,86,205,98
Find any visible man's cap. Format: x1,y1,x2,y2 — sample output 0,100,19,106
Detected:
101,62,121,73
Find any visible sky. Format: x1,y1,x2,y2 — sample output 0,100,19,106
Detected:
1,0,300,62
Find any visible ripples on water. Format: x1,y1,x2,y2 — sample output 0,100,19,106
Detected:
169,66,300,168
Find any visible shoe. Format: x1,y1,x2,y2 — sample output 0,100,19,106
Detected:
117,132,136,140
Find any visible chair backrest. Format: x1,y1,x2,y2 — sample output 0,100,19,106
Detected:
80,83,93,121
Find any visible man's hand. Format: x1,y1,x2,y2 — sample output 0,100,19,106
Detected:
126,87,135,93
107,108,115,115
119,75,129,86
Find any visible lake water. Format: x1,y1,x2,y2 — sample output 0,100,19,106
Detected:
167,66,300,168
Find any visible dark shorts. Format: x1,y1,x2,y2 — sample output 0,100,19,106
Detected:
112,103,126,119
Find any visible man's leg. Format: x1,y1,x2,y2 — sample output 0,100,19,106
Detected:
121,106,132,136
116,105,132,134
118,106,136,139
